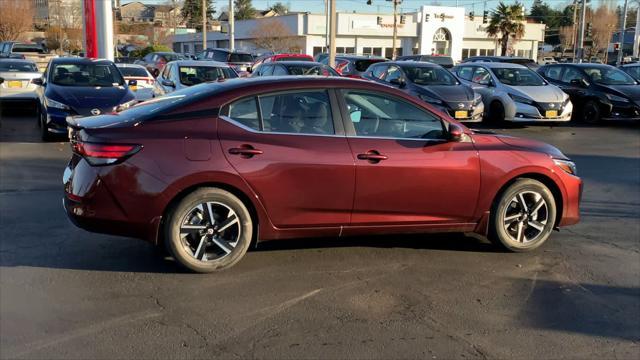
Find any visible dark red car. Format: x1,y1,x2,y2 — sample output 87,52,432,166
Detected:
63,77,582,272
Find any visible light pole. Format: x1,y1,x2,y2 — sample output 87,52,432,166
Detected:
576,0,587,63
328,0,336,67
202,0,207,50
388,0,401,60
618,0,629,65
229,0,235,50
633,1,639,58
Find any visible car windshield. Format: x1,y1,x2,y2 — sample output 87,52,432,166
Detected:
275,56,312,62
178,66,237,85
51,63,125,87
117,66,149,77
491,67,545,86
401,66,458,85
228,53,253,63
583,66,637,85
623,66,640,80
0,61,38,72
163,53,182,61
354,59,385,72
283,64,338,76
12,44,45,53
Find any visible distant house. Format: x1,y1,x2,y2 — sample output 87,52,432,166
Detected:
217,9,282,22
119,1,183,27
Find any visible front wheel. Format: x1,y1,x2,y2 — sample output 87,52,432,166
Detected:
488,179,556,252
39,109,53,141
164,188,253,273
489,101,506,125
581,100,601,124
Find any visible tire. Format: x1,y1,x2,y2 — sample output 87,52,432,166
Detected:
489,101,506,125
164,187,253,273
581,100,601,124
39,109,53,141
488,179,557,252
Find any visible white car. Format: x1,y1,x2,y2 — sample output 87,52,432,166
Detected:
539,57,557,65
116,63,155,101
0,59,41,100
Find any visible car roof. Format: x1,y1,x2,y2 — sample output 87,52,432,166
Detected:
50,57,115,65
168,60,230,67
0,58,37,64
388,61,440,67
621,63,640,67
115,63,146,68
460,62,528,69
549,63,615,68
192,76,385,94
204,48,251,54
336,55,387,60
276,61,325,66
467,56,533,61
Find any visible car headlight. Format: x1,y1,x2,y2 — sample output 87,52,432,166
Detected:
605,93,630,103
509,94,535,105
553,159,577,176
114,99,138,112
419,94,443,105
473,94,482,105
45,96,69,110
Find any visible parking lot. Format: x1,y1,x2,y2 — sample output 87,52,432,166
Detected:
0,107,639,359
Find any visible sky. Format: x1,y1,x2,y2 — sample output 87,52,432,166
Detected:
126,0,623,15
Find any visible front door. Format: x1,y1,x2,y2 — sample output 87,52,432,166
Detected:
338,89,481,227
218,89,354,229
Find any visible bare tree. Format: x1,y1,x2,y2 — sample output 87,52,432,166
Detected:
588,5,617,59
249,19,300,53
0,0,35,42
559,26,574,52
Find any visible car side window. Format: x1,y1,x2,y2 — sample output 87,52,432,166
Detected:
342,90,445,140
258,91,334,135
371,65,387,79
471,67,491,85
213,50,227,62
161,63,171,79
272,65,288,76
561,67,585,83
384,66,402,83
261,64,274,76
456,66,474,81
543,66,562,80
228,97,260,130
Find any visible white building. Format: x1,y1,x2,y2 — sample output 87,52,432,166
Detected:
173,5,545,61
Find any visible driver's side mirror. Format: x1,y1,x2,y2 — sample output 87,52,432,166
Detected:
31,77,43,86
448,123,465,142
570,78,588,87
161,79,175,88
389,77,406,88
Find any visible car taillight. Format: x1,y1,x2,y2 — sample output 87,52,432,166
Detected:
71,141,141,166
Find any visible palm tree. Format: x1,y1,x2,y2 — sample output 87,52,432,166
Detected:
486,2,526,56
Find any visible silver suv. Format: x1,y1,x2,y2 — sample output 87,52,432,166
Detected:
452,62,572,123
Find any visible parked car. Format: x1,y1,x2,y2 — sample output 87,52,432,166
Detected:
0,59,41,101
34,57,136,141
252,53,314,70
619,63,640,81
320,55,387,78
363,61,483,122
153,60,238,96
63,76,582,272
462,56,540,70
538,63,640,123
116,63,155,101
0,41,57,71
251,61,339,77
539,57,557,65
134,52,184,77
396,55,455,69
452,62,572,123
197,48,254,73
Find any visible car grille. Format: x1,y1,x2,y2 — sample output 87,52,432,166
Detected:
445,101,474,111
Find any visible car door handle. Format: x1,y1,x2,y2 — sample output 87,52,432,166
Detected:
357,151,388,163
228,145,263,158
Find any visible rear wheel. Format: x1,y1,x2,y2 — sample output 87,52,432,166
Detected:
489,101,506,125
488,179,556,252
581,100,601,124
164,188,253,273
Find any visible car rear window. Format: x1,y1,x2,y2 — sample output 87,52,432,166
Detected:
0,61,38,72
422,56,454,67
178,66,237,85
117,67,149,77
12,44,45,53
354,59,386,72
228,53,253,63
275,56,312,62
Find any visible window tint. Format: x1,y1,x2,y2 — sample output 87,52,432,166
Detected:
259,91,334,135
343,91,444,140
261,64,274,76
471,67,491,84
371,65,387,79
212,50,228,62
543,66,562,80
0,61,38,72
456,66,474,81
272,65,288,75
561,67,586,83
118,66,149,77
384,66,402,83
228,97,260,130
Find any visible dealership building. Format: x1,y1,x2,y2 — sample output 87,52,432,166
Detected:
173,5,546,61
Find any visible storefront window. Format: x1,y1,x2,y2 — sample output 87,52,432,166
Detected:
462,49,469,59
373,47,382,56
433,28,451,56
384,47,402,58
313,46,327,56
469,48,477,57
487,49,495,56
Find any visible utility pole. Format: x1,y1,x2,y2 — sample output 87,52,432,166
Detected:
229,0,235,50
328,0,336,67
571,0,578,60
618,0,629,65
202,0,207,50
390,0,400,60
325,0,329,52
633,1,639,58
576,0,587,63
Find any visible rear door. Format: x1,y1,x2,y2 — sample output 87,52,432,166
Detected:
218,89,354,229
337,89,480,229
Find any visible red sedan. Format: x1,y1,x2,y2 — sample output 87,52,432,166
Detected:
63,77,582,272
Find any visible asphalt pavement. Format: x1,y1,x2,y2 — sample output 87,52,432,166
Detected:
1,106,639,359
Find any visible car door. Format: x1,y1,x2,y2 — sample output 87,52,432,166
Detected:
272,65,288,76
217,89,354,230
337,89,480,230
556,66,589,105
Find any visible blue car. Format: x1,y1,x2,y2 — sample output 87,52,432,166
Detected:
34,58,136,140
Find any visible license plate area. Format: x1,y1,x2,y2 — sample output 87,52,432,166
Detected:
7,81,22,88
454,110,468,119
545,110,558,118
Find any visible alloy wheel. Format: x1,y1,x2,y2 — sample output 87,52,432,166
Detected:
179,201,241,262
501,190,549,244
